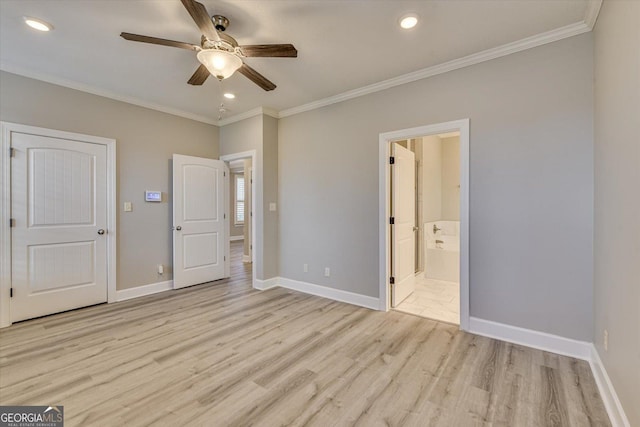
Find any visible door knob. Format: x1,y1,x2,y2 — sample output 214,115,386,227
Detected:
97,229,105,235
175,226,182,231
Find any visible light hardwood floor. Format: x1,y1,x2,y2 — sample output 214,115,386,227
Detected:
0,242,610,426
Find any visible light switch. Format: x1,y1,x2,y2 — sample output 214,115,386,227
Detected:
269,202,277,212
124,202,132,212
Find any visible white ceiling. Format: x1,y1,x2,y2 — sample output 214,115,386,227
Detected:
0,1,593,125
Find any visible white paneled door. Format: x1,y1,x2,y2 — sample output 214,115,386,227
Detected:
391,142,416,307
11,133,108,322
173,155,227,289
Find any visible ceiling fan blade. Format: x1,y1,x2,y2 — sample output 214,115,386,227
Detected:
237,63,276,91
240,44,298,58
120,32,199,51
180,0,220,41
188,64,210,85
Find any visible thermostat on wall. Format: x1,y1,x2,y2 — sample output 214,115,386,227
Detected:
145,191,162,202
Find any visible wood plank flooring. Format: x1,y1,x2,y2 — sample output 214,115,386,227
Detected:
0,242,610,426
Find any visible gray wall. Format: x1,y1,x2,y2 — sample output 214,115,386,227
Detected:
0,71,219,290
593,1,640,425
219,114,278,280
279,34,594,341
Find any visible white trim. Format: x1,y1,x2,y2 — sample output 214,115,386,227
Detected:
218,107,279,126
257,277,380,310
0,62,218,126
278,277,380,310
379,119,470,331
0,124,12,328
584,0,603,29
229,236,244,242
278,22,590,118
254,277,278,290
0,122,117,328
589,345,631,427
242,255,251,263
220,150,257,288
115,280,173,302
469,317,592,360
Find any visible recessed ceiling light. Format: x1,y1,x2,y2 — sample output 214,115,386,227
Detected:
399,14,418,30
223,93,236,99
23,17,53,32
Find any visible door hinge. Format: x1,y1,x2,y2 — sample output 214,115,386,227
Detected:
9,218,15,227
250,244,252,250
224,171,226,177
224,213,226,219
390,277,395,285
10,288,13,298
224,256,226,261
389,156,395,164
389,217,395,225
9,147,15,157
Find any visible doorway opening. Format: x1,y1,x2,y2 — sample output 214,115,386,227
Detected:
379,119,469,330
220,150,257,288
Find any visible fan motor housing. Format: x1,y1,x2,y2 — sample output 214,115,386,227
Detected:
212,15,229,31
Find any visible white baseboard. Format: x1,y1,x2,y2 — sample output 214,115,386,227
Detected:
253,277,278,290
115,280,173,302
589,345,631,427
277,277,380,310
468,317,592,360
242,255,251,263
229,236,244,242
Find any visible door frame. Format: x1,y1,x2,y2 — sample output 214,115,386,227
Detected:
0,122,117,328
379,119,470,331
220,150,257,287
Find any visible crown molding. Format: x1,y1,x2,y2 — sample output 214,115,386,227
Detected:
278,21,590,118
584,0,603,29
3,2,602,128
217,106,279,126
0,62,218,126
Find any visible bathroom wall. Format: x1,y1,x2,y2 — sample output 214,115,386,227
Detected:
441,136,460,221
421,135,442,222
421,135,459,224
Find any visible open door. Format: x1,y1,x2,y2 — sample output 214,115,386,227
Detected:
391,142,416,307
173,154,228,289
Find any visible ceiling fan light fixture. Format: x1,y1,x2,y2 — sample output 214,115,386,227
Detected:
399,14,419,29
224,93,236,99
23,17,53,32
197,49,242,80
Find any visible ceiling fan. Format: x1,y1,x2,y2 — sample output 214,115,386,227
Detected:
120,0,297,91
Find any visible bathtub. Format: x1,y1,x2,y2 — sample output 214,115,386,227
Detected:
425,221,460,282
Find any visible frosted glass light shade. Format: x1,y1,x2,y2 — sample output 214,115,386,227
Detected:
197,49,242,80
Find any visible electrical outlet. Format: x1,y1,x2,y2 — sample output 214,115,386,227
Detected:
303,263,308,273
604,329,608,352
324,267,330,277
124,202,132,212
157,264,164,275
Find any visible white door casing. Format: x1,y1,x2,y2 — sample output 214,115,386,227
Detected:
391,142,416,307
9,131,110,322
173,154,227,289
247,166,253,263
379,119,470,331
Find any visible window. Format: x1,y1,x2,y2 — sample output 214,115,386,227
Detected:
235,174,245,225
